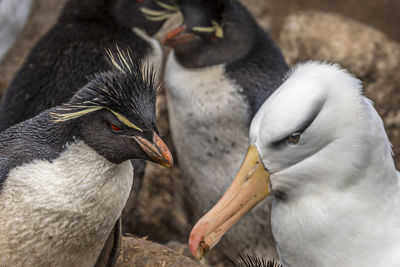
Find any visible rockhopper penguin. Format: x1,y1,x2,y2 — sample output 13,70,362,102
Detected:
189,62,400,266
0,0,179,262
162,0,288,260
0,50,172,266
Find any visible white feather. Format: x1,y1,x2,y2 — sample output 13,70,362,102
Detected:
0,141,133,266
251,61,400,266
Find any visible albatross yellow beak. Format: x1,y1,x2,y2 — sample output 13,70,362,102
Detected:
188,145,271,259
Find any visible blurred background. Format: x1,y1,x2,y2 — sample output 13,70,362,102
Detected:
0,0,399,266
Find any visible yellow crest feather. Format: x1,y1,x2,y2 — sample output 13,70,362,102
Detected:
140,1,180,22
193,20,224,38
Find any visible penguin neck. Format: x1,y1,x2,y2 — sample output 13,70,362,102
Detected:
0,108,82,192
21,108,81,150
59,0,114,23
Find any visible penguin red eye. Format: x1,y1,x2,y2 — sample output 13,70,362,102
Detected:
137,0,144,3
210,35,217,40
110,124,121,132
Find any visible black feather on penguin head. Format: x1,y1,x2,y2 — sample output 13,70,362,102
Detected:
176,0,226,37
163,0,259,68
51,46,160,132
60,0,178,36
114,0,180,36
179,0,225,23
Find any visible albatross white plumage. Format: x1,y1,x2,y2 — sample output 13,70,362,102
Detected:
189,61,400,267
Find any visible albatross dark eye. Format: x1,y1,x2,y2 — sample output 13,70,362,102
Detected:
286,133,300,144
110,124,121,132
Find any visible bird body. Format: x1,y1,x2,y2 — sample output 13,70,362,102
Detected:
189,62,400,267
163,0,287,258
267,64,400,266
165,51,251,214
0,2,175,262
0,51,172,266
0,139,133,266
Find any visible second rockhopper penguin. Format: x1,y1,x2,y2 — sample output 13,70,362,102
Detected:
163,0,288,260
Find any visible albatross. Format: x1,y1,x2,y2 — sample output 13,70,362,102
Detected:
189,61,400,266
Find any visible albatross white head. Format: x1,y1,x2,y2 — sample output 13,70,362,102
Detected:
189,62,400,266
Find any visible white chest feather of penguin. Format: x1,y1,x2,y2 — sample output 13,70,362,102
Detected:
0,141,133,266
165,52,276,258
165,52,250,207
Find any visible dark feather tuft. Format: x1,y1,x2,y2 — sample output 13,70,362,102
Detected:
236,252,282,267
51,46,161,125
179,0,225,22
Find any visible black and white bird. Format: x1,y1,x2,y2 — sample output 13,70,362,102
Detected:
162,0,288,259
0,50,172,266
0,0,178,262
189,62,400,266
0,0,179,131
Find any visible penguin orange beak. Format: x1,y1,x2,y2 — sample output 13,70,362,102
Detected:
162,25,196,47
188,145,271,259
134,133,173,168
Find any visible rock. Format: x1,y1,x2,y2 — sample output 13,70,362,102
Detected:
122,159,190,243
239,0,272,30
247,0,400,44
280,11,400,168
116,236,202,267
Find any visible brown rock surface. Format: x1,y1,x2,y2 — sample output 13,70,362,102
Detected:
123,157,190,243
239,0,272,30
117,236,202,267
257,0,400,44
280,11,400,167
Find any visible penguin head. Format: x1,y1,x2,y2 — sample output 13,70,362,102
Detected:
162,0,258,68
113,0,179,36
51,48,173,167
